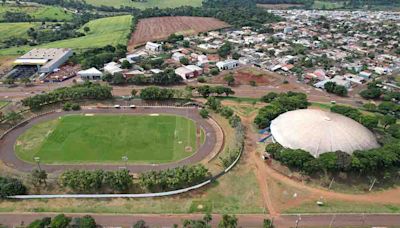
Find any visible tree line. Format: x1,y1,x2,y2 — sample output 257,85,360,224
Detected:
254,92,309,129
21,82,112,110
71,45,127,70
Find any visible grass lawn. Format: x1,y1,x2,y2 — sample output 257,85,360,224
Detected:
0,15,132,56
0,22,41,42
286,200,400,214
15,114,198,164
0,163,265,214
85,0,202,9
216,96,260,104
0,4,74,21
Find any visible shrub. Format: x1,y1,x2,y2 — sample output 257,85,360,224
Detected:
63,102,72,111
199,109,209,118
197,76,206,83
71,103,81,111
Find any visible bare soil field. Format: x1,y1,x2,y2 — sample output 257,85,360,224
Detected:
210,66,284,86
128,16,229,51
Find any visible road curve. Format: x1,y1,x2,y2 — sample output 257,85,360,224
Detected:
0,107,221,173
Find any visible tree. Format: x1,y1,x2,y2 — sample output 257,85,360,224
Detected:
197,85,211,98
232,52,241,60
0,176,26,198
83,26,90,33
111,73,127,85
121,60,132,69
380,115,396,128
263,219,274,228
363,103,377,111
220,106,234,118
29,169,47,187
224,74,235,86
183,40,190,48
50,214,71,228
206,96,221,111
77,215,96,228
199,109,209,118
387,124,400,138
218,42,232,58
180,57,189,65
360,115,379,129
63,102,72,111
131,89,138,97
133,220,148,228
333,85,348,96
218,214,237,228
71,103,81,111
28,217,51,228
210,68,220,76
261,92,278,103
360,88,382,99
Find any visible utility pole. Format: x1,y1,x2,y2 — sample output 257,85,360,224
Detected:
122,155,128,169
295,214,301,228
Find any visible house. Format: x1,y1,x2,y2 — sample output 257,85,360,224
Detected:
197,55,208,66
331,76,351,89
104,62,123,75
172,52,186,62
145,42,162,52
216,60,239,71
359,71,372,79
175,65,203,80
78,67,103,80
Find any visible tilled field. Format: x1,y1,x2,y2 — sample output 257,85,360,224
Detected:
128,16,229,51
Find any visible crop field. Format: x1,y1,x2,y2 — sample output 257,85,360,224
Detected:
0,4,74,21
15,114,198,164
128,16,229,50
0,15,132,56
0,22,41,42
84,0,202,9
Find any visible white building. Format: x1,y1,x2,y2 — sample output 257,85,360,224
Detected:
172,52,186,62
175,65,203,80
145,42,162,52
78,67,103,80
104,62,123,75
216,60,239,71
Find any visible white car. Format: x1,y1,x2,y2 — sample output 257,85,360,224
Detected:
114,105,121,109
129,105,136,109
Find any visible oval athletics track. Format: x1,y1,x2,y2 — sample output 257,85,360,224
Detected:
0,107,222,173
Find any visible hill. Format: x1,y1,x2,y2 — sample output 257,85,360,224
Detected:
0,3,74,21
0,15,133,56
0,22,41,43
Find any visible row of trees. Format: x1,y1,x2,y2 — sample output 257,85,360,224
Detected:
254,92,309,128
27,214,96,228
103,68,183,86
59,169,132,193
196,85,235,98
71,45,127,69
324,81,348,97
21,82,112,110
139,165,210,192
266,139,400,177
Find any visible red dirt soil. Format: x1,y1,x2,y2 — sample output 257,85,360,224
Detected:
128,16,229,51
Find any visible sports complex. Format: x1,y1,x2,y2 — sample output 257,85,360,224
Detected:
0,107,223,173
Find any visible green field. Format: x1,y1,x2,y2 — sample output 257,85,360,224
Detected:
15,114,198,164
0,4,74,21
0,22,42,42
313,0,344,9
84,0,202,9
0,101,9,109
0,15,132,56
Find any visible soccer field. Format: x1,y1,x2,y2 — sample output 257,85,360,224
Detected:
15,114,199,164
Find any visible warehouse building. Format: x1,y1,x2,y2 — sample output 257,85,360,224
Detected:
14,48,73,73
270,109,380,157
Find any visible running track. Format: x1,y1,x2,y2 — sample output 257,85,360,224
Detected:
0,107,221,173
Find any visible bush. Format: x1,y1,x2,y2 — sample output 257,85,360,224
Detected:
71,103,81,111
50,214,71,228
199,109,209,118
63,102,72,111
197,76,206,83
210,68,220,76
220,106,234,118
0,176,27,198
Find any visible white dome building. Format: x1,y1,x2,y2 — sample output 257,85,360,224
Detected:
270,109,380,157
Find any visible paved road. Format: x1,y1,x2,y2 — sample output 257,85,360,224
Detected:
0,107,221,173
1,213,400,227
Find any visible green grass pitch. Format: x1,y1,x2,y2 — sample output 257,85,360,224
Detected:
15,114,199,164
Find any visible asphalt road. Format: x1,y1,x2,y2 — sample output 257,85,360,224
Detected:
1,213,400,227
0,107,221,173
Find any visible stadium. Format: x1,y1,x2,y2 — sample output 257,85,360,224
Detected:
270,109,380,157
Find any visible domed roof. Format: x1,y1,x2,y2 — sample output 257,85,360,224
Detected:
270,109,380,157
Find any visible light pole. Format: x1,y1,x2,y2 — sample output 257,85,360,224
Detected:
295,214,301,228
34,156,41,171
122,155,128,169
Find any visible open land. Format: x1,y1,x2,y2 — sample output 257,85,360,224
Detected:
0,4,74,21
84,0,202,9
15,114,197,164
128,16,229,50
257,3,304,9
0,15,132,56
0,22,42,43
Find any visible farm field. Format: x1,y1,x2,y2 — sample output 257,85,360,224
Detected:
84,0,202,9
128,16,229,50
0,15,132,56
0,4,74,21
0,22,41,43
211,67,284,86
15,114,198,164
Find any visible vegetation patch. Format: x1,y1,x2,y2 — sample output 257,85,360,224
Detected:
15,114,198,164
0,15,132,55
85,0,202,9
0,4,74,22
